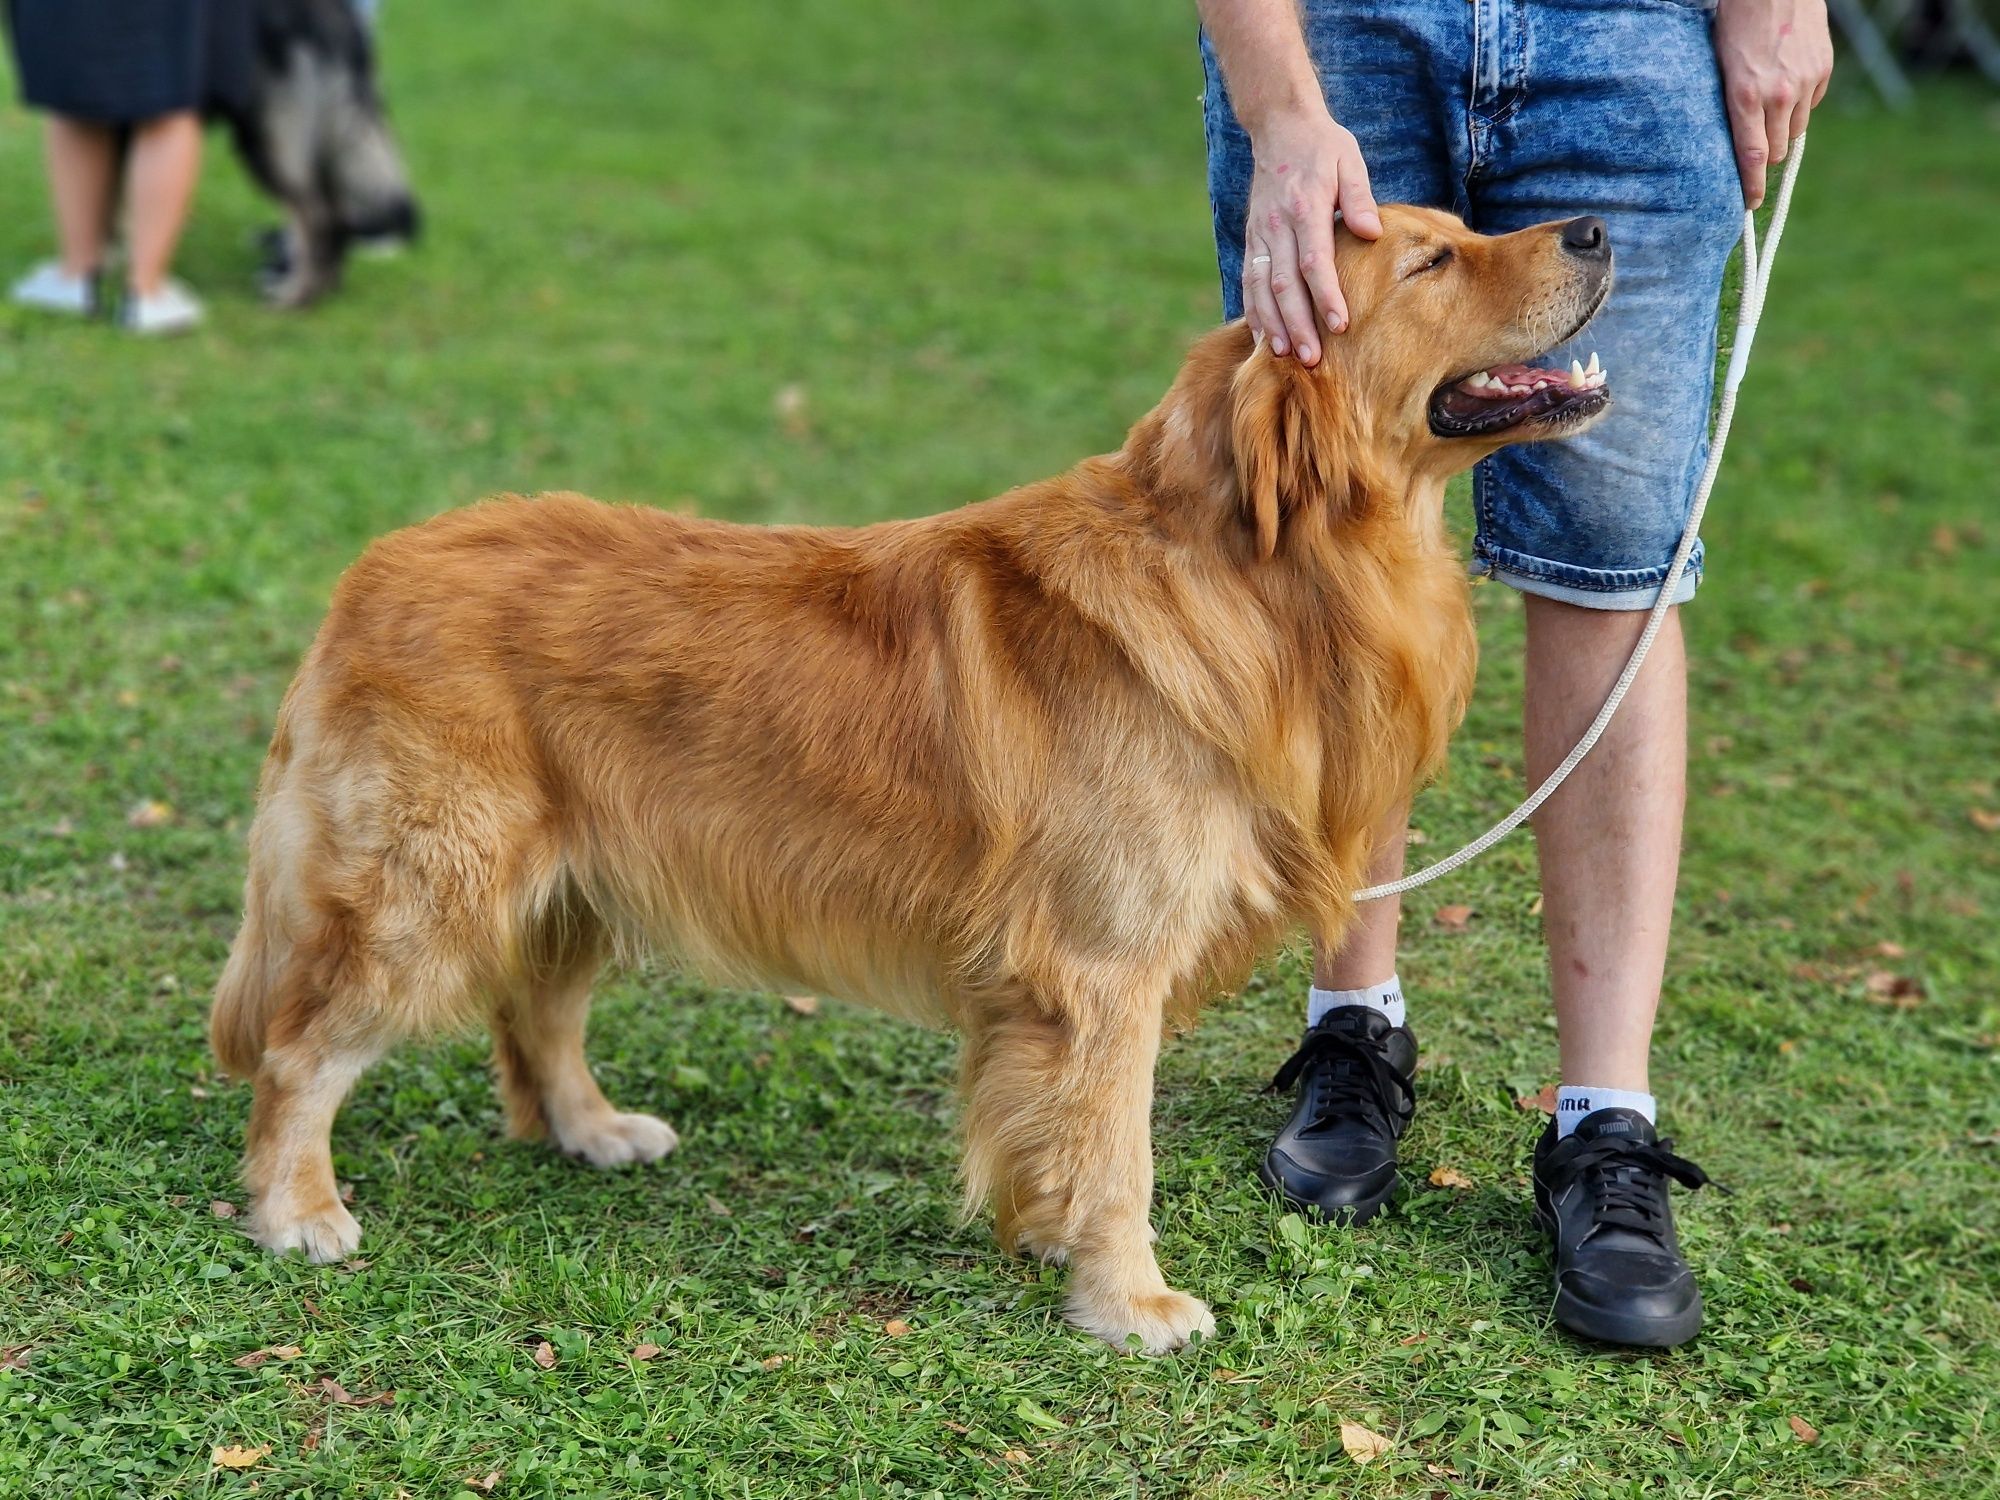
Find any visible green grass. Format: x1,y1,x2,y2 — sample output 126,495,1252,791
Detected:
2,3,1996,1494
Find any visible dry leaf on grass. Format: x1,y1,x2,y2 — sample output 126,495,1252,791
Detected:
0,1346,33,1371
1788,1415,1820,1444
1000,1450,1030,1465
1432,904,1473,932
464,1472,503,1493
783,993,820,1016
230,1344,303,1369
1969,808,2000,833
1867,940,1908,959
531,1341,557,1370
1863,970,1924,1009
882,1319,912,1337
1516,1084,1558,1115
703,1194,734,1218
760,1354,790,1371
319,1377,394,1406
1339,1421,1393,1465
773,384,810,437
211,1444,270,1470
127,799,175,829
210,1199,238,1218
1428,1166,1474,1190
630,1343,663,1361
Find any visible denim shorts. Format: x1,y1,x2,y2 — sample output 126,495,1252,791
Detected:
1201,0,1743,608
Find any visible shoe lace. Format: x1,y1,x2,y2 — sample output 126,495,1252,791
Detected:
1268,1025,1411,1137
1557,1135,1718,1245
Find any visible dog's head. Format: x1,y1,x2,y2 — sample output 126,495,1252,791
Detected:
1143,205,1613,558
1328,204,1614,456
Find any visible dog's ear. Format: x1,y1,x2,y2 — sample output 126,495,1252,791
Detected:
1228,348,1357,560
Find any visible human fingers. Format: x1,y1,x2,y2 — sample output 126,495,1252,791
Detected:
1242,237,1288,355
1727,86,1770,208
1292,210,1344,343
1334,137,1381,241
1263,213,1321,364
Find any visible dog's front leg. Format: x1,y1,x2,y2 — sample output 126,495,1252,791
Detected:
960,976,1214,1354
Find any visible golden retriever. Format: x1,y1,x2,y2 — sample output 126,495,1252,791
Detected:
212,205,1613,1351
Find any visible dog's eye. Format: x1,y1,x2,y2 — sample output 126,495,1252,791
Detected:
1406,247,1454,279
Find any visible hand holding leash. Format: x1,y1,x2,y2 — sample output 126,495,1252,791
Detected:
1713,0,1833,207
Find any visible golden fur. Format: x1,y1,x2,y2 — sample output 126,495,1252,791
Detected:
212,206,1611,1351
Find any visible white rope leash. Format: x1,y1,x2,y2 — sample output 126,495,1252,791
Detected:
1355,140,1807,903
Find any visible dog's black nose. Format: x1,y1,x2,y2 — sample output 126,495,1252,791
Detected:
1561,216,1609,257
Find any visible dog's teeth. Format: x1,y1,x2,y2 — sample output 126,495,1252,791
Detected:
1586,352,1602,376
1570,359,1587,388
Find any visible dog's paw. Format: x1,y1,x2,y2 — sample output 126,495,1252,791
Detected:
1013,1231,1069,1267
249,1200,363,1265
554,1110,679,1169
1067,1285,1216,1355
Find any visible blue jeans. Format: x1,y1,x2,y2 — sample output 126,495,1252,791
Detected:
1201,0,1742,607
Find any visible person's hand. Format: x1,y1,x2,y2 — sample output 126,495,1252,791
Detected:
1713,0,1833,209
1241,108,1381,365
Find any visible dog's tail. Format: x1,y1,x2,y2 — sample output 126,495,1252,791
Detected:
211,894,287,1078
211,732,308,1079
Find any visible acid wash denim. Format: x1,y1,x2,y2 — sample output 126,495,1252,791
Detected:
1202,0,1743,607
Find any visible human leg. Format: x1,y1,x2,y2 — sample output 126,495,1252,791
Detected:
124,110,203,298
10,115,118,313
44,115,119,277
1468,0,1741,1344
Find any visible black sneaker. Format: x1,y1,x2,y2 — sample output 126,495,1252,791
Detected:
1257,1007,1416,1223
1533,1107,1714,1348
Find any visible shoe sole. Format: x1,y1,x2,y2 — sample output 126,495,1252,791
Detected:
1534,1202,1703,1348
1256,1159,1397,1225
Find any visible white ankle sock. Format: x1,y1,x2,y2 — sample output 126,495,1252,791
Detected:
1307,975,1405,1030
1554,1084,1656,1138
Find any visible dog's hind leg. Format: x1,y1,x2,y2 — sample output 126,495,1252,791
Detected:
240,916,401,1263
960,972,1213,1354
490,907,677,1169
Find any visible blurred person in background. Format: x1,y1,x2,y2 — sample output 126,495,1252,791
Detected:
6,0,252,333
1199,0,1830,1347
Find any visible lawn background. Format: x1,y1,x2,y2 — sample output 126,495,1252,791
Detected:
1,2,1996,1495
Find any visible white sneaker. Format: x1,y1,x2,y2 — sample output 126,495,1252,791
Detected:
10,261,98,315
121,279,205,336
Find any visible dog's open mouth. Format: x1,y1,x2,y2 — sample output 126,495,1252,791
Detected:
1428,352,1611,437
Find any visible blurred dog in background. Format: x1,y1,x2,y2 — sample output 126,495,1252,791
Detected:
216,0,420,306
